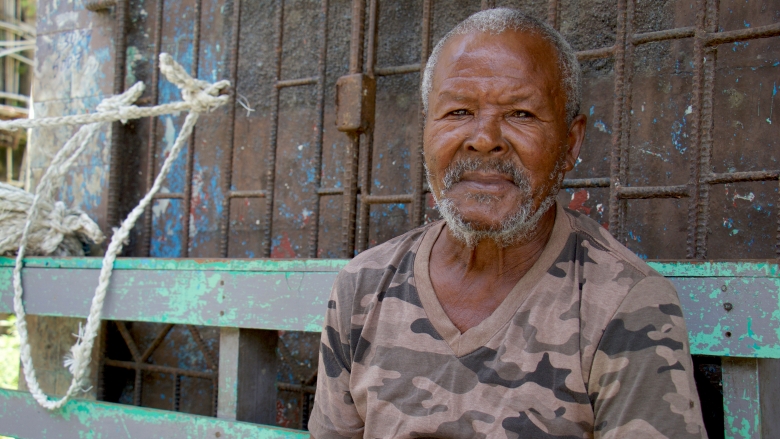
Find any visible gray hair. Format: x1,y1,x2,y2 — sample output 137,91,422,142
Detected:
421,8,582,124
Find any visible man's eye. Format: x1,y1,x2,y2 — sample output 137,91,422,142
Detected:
448,109,470,117
509,110,532,119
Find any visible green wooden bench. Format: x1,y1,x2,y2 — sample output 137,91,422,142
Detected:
0,257,778,438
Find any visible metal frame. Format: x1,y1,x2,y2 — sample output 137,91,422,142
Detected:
99,0,780,262
335,0,780,258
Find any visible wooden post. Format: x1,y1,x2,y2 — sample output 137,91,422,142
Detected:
217,327,279,425
722,358,780,438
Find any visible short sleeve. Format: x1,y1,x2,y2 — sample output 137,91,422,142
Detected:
308,272,365,439
589,275,708,439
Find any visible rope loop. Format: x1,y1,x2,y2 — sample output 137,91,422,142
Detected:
11,53,231,410
159,53,230,113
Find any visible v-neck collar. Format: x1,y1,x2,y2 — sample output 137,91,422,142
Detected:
413,203,571,357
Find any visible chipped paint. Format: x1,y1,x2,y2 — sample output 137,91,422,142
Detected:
2,258,779,357
0,388,308,438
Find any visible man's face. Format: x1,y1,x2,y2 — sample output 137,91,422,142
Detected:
423,30,584,245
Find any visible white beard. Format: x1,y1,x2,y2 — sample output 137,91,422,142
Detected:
428,157,565,248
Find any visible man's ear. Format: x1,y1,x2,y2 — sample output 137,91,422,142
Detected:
563,114,587,172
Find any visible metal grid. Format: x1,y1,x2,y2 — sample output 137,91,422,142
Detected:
104,0,780,267
99,322,219,415
337,0,780,259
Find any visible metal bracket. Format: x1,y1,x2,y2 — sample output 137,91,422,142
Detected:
335,73,375,133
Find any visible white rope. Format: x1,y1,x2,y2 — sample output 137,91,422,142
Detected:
10,52,230,410
0,182,105,256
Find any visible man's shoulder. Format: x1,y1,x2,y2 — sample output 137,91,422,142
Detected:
561,207,660,280
338,221,436,284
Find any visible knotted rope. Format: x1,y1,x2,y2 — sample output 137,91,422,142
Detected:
9,53,230,410
0,182,105,256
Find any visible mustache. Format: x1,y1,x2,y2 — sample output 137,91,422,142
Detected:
441,158,531,192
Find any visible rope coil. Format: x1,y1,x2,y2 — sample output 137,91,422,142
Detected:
9,53,230,410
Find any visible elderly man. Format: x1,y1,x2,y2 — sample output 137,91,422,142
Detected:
309,8,707,439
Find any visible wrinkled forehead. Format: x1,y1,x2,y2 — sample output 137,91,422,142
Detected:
431,29,564,96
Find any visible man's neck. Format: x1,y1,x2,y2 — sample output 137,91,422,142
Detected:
437,205,557,275
428,205,557,332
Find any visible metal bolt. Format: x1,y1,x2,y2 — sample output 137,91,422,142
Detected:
723,302,733,312
721,285,728,292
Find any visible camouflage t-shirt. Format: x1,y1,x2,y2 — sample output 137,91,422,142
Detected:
309,204,707,439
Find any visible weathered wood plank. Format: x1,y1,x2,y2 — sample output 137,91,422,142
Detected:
218,328,279,424
1,258,778,357
0,256,349,272
0,388,309,439
0,265,338,332
722,357,761,439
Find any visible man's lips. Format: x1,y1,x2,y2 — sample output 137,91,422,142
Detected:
450,173,517,193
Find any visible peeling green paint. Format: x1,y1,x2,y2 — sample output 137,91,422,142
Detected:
649,260,779,278
2,259,779,355
0,388,308,438
0,257,350,272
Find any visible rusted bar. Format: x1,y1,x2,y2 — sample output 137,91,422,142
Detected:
342,133,360,257
187,325,218,371
317,187,345,195
276,77,318,88
308,0,330,259
362,193,414,204
349,0,365,75
703,171,780,184
562,177,611,188
355,129,374,253
133,366,143,406
617,0,636,243
115,321,142,362
152,192,185,199
480,0,495,10
139,323,174,362
576,45,615,61
356,0,379,253
617,185,689,199
341,0,366,257
777,178,780,259
631,26,695,45
277,382,317,394
686,0,707,259
695,0,719,259
141,0,166,257
172,373,180,412
96,322,108,401
411,0,433,228
106,0,128,236
366,0,378,78
211,374,218,417
547,0,559,29
181,0,204,257
85,0,116,12
263,0,285,257
608,0,627,235
706,22,780,46
218,0,243,258
375,63,420,76
104,359,216,379
229,189,267,198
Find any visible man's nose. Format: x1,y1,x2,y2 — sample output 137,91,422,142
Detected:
464,113,508,155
